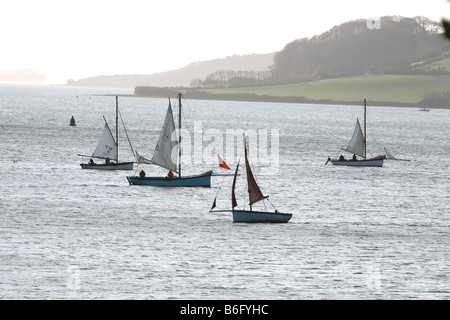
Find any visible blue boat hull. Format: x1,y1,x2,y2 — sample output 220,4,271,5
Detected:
232,210,292,223
126,170,212,187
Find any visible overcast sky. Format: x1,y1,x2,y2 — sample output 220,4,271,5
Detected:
1,0,447,84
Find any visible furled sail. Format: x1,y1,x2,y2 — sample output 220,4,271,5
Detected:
91,121,117,161
244,135,267,206
345,118,365,157
231,163,240,208
210,196,217,210
151,103,179,172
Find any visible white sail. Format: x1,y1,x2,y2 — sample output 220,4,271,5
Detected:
91,122,117,161
384,147,410,161
136,151,152,164
345,118,365,157
384,148,396,160
151,103,179,172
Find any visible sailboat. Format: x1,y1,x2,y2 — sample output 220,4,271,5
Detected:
126,93,212,187
210,134,292,223
326,99,385,167
79,96,134,170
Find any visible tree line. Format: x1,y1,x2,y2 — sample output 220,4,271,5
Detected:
190,16,449,88
190,70,273,88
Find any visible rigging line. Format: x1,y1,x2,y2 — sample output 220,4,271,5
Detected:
262,198,268,212
181,94,199,123
175,100,207,170
211,174,226,209
179,94,219,172
182,94,227,150
119,110,136,161
267,198,278,211
365,108,383,152
132,163,140,176
174,98,214,173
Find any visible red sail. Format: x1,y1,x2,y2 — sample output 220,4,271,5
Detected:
231,163,240,208
218,155,231,170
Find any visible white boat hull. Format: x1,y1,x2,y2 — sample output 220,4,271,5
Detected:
330,156,385,167
80,162,134,170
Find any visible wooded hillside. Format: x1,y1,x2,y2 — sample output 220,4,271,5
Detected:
189,16,449,89
271,16,447,83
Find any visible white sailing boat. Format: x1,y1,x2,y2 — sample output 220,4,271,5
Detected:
210,134,292,223
326,99,385,167
79,96,134,170
126,93,212,187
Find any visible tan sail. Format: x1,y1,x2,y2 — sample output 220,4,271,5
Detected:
243,135,267,207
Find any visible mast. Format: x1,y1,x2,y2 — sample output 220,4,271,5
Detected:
243,135,252,211
178,93,182,177
364,98,367,160
116,96,119,163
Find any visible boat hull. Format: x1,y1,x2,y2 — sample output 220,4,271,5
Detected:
126,170,212,187
330,156,385,167
80,162,134,170
232,210,292,223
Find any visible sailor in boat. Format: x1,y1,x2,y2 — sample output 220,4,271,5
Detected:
167,170,174,178
105,158,110,164
88,158,95,165
352,154,357,161
339,155,345,161
139,170,146,178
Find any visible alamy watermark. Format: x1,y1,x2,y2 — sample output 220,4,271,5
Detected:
168,121,280,175
366,265,382,292
367,17,381,30
66,265,81,292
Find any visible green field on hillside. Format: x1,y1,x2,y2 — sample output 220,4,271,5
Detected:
202,74,450,105
416,57,450,72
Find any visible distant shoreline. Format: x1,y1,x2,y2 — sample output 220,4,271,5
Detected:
134,86,445,109
31,82,446,109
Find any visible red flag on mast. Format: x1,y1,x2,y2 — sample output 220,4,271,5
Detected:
218,155,231,170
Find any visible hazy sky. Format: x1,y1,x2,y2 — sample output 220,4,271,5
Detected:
1,0,447,84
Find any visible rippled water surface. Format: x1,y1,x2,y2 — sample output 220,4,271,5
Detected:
0,84,449,299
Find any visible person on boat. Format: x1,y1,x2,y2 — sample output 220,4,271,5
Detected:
105,158,110,164
88,158,94,165
339,155,345,161
139,170,146,178
167,170,174,178
352,154,357,161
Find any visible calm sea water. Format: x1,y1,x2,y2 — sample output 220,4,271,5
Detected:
0,84,448,300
